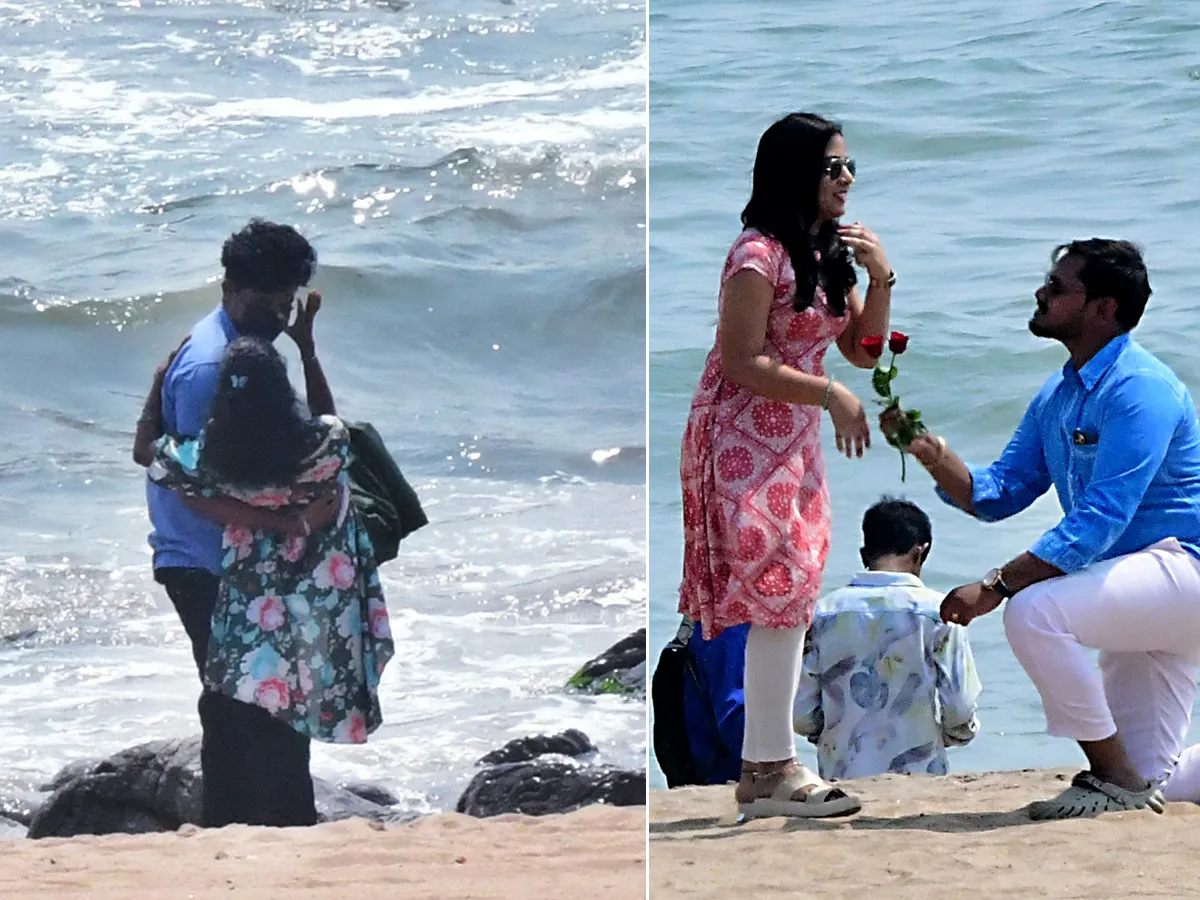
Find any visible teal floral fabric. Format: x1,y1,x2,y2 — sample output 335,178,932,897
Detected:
147,415,394,744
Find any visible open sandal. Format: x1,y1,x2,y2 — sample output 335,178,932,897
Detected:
1028,771,1165,821
737,764,861,819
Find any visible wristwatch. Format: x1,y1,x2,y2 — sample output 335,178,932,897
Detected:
981,567,1014,599
871,269,897,288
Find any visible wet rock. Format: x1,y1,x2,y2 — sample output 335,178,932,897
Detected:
567,629,646,697
458,728,644,818
40,759,96,793
26,736,408,839
478,728,596,765
0,790,46,827
456,759,645,818
338,781,402,808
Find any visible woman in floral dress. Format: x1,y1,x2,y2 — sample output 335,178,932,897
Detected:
678,112,895,818
136,333,394,823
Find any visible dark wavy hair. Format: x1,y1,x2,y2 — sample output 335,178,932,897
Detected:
1053,238,1152,332
741,112,856,315
221,219,317,292
200,337,325,488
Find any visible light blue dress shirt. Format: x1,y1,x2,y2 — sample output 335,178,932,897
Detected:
146,306,238,574
940,334,1200,573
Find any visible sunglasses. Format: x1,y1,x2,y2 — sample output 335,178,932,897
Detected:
824,156,856,180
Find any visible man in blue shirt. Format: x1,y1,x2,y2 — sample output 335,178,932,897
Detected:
135,219,338,827
887,239,1200,819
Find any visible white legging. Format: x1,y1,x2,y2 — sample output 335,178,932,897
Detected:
742,625,806,762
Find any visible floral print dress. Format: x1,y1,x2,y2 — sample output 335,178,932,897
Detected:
147,415,395,744
679,229,849,640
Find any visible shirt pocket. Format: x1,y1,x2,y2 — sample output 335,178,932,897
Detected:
1068,442,1099,502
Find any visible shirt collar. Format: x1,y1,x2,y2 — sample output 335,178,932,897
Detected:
1065,332,1130,392
216,305,238,341
847,570,926,589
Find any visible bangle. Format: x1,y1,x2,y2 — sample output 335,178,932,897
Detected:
822,377,836,410
870,270,897,288
301,515,311,537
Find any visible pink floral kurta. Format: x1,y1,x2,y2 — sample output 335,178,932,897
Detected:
679,229,850,639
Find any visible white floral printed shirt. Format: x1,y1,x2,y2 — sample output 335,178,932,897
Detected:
794,571,981,780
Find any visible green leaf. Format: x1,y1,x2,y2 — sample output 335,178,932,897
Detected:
888,366,899,381
871,366,893,397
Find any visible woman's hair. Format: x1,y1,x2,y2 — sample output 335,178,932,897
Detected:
201,337,324,488
740,112,856,315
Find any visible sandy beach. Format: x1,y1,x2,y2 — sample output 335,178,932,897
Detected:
650,768,1200,899
1,805,646,899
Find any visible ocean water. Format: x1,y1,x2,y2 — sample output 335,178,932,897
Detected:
0,0,646,827
649,0,1200,787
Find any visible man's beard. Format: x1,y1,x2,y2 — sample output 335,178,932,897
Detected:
1028,312,1081,341
236,307,286,341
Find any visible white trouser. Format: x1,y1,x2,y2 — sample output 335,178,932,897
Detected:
1003,538,1200,793
742,625,805,763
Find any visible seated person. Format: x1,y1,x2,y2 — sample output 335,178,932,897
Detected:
793,498,981,780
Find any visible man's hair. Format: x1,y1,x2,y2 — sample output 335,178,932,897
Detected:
861,497,932,566
221,218,316,292
1053,238,1152,332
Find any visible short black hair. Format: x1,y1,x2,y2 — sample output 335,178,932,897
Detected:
861,497,932,566
221,218,316,292
1053,238,1151,332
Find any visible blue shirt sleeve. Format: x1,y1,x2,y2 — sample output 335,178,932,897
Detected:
1030,373,1183,573
937,393,1052,522
167,362,222,439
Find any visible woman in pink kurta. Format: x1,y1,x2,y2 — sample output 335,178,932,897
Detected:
678,112,896,818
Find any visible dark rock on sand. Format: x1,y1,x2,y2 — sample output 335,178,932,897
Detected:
567,628,646,697
26,736,410,839
338,781,402,808
457,759,646,818
28,738,202,838
457,727,645,818
478,728,596,765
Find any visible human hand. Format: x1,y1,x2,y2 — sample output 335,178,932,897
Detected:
940,582,1004,626
827,382,871,459
285,290,322,359
879,407,942,464
282,490,340,537
838,222,890,283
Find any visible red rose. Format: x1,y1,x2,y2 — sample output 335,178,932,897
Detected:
889,331,909,354
861,335,884,359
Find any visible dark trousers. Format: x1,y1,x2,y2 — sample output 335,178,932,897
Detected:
157,567,317,828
